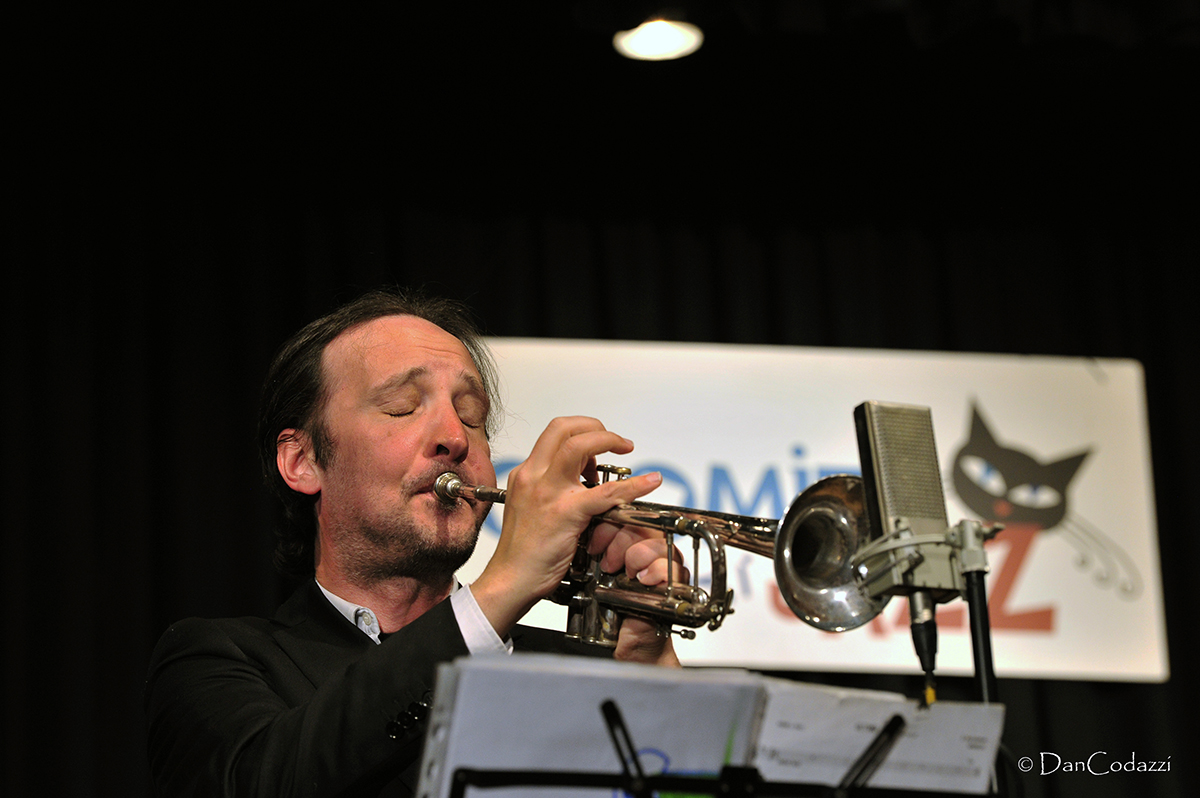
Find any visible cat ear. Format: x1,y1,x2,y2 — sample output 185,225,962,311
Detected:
1049,449,1090,483
969,402,999,447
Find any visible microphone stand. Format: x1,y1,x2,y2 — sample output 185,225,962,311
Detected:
958,519,1001,706
958,520,1007,795
853,517,1006,794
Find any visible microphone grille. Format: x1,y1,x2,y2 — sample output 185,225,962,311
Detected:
856,401,948,528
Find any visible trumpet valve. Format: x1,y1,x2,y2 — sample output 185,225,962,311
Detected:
597,464,632,483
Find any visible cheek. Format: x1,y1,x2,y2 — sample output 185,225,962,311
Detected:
475,501,493,529
371,422,423,460
331,431,416,487
470,437,495,479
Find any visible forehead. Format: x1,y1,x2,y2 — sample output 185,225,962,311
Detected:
322,314,481,390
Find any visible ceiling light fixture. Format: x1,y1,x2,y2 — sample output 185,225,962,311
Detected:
612,17,704,61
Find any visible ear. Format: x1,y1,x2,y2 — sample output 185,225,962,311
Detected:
969,402,999,447
277,429,322,496
1050,449,1090,484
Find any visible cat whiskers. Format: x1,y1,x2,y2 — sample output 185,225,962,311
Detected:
1057,515,1143,599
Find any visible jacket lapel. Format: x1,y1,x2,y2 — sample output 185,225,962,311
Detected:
271,580,373,691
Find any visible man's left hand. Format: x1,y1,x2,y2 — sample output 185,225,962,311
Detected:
597,534,685,667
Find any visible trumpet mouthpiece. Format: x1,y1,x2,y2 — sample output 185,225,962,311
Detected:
434,472,464,503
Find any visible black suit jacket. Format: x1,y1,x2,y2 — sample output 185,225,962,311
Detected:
145,580,606,797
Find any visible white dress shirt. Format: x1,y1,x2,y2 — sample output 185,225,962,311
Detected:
316,580,513,655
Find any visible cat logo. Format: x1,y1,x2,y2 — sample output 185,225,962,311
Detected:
867,402,1141,636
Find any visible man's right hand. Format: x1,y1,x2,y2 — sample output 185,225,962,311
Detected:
469,416,662,639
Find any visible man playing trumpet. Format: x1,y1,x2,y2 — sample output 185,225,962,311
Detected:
145,288,682,797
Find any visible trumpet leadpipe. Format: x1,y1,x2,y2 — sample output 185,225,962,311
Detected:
434,472,772,549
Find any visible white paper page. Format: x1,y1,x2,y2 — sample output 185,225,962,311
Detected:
417,655,766,798
755,678,1005,794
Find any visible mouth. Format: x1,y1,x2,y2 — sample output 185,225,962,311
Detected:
417,470,474,506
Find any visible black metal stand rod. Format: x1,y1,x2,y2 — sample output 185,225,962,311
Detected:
449,766,977,798
965,570,999,705
965,569,1010,797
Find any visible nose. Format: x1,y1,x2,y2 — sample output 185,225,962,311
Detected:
428,402,470,461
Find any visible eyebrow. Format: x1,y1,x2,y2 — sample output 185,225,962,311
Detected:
369,367,490,408
368,367,425,403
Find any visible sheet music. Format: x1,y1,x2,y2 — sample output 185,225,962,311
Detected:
417,656,1006,797
755,678,1006,794
416,654,765,798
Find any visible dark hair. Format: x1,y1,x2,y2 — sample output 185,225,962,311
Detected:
257,287,500,578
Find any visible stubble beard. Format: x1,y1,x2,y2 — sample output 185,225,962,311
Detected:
340,500,490,586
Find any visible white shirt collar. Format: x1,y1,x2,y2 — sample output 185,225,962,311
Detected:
315,579,463,645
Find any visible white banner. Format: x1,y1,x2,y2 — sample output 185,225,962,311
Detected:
458,339,1167,682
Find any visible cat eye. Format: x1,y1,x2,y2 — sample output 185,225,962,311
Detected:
960,455,1007,497
1009,483,1062,509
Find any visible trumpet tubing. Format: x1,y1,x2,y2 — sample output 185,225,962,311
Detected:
434,467,887,644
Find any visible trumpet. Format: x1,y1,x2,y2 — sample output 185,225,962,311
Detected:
434,467,889,646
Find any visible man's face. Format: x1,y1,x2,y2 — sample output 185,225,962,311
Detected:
310,314,496,583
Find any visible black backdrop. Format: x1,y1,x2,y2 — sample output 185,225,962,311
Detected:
7,3,1198,797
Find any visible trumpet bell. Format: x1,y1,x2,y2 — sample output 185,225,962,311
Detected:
775,475,890,632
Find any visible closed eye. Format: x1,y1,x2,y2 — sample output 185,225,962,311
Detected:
454,392,488,430
455,404,487,430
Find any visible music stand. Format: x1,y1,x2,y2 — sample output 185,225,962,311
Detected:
448,699,982,798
